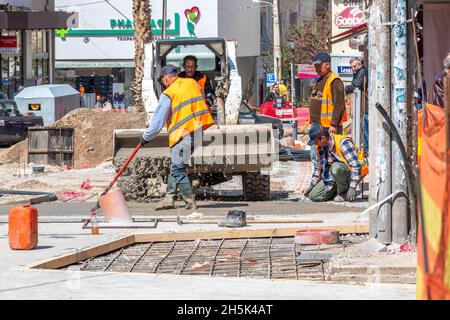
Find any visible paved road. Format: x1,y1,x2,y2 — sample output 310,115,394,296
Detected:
0,199,364,217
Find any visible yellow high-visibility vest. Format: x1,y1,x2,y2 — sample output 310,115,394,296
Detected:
163,77,215,148
321,72,347,127
332,134,368,177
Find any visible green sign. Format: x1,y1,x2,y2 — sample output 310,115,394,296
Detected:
57,13,181,40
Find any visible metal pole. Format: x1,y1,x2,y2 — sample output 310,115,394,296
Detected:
391,0,409,244
273,0,282,82
290,62,297,106
162,0,167,39
375,0,393,245
368,4,378,238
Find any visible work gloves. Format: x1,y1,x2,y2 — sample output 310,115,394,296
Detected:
140,136,149,146
346,187,357,202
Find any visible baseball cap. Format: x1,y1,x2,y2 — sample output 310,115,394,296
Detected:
312,52,331,65
307,123,327,146
158,64,178,80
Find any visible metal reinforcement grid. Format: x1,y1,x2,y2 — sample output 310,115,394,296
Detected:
65,237,346,281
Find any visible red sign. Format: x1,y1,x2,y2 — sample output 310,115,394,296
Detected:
298,64,317,79
0,36,18,54
335,7,365,28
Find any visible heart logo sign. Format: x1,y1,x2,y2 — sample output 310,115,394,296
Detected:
184,7,201,24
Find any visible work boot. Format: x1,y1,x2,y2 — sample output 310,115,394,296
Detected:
155,175,177,211
178,183,198,210
218,209,247,228
333,193,346,203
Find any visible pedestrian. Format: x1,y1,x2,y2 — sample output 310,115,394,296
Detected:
345,57,369,154
305,52,348,196
79,84,85,95
179,55,215,106
94,94,103,109
432,52,450,108
102,96,113,111
140,64,215,210
305,123,367,203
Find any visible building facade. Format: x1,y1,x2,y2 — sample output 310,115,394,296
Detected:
0,0,75,98
54,0,260,107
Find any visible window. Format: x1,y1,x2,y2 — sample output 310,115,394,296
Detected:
164,44,216,71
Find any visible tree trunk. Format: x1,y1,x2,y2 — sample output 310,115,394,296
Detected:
132,0,152,113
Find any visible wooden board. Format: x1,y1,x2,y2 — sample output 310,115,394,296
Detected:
133,225,369,243
25,235,135,270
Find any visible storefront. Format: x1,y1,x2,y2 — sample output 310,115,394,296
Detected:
54,0,260,107
0,2,76,99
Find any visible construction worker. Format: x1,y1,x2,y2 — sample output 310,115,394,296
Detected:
304,52,347,197
140,64,215,210
345,57,369,154
277,81,290,101
179,55,215,106
306,123,365,203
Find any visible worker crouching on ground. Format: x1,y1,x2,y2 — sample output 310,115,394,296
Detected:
140,64,215,210
305,123,366,203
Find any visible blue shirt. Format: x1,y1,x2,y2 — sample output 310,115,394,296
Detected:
142,94,171,142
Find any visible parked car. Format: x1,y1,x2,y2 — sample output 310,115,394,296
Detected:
0,99,44,146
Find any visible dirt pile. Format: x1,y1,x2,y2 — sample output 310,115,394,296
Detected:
46,108,147,167
0,139,28,164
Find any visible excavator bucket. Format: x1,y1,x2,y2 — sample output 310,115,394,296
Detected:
113,124,276,174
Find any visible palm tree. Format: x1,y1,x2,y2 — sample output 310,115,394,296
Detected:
132,0,152,113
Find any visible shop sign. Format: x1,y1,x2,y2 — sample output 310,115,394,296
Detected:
0,36,18,54
338,66,353,76
298,64,317,79
335,7,365,28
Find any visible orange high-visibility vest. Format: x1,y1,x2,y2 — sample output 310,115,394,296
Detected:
332,134,368,177
321,72,348,127
197,75,207,94
163,77,215,148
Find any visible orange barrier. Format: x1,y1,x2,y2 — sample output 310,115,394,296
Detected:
417,103,450,300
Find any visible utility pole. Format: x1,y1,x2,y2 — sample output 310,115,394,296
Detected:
273,0,282,83
374,0,393,245
391,0,409,244
162,0,167,39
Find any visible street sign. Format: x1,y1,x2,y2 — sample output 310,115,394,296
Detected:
265,73,276,87
0,36,18,54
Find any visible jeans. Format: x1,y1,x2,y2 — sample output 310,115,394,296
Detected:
169,131,201,185
363,113,369,153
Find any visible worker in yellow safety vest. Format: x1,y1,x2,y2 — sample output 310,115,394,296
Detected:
140,65,215,211
305,123,367,203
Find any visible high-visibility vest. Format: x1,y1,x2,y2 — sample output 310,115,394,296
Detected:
197,75,207,94
332,134,368,178
321,72,348,127
163,77,215,148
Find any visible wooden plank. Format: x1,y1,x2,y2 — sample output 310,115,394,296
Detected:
178,219,324,224
133,225,369,243
25,235,135,270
